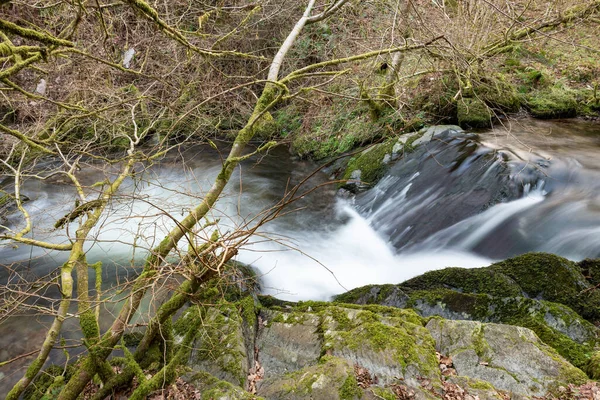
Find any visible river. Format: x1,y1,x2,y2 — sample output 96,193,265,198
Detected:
1,118,600,391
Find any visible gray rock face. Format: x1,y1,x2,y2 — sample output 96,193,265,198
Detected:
256,310,322,379
258,356,354,400
183,302,591,400
426,319,588,397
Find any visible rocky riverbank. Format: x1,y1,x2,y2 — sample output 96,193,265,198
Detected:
23,254,600,400
175,253,600,400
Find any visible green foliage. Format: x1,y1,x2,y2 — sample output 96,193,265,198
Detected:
585,351,600,379
273,105,303,137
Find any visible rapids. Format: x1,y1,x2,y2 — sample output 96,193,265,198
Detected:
1,119,600,302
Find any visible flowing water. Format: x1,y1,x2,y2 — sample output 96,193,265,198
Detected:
1,118,600,391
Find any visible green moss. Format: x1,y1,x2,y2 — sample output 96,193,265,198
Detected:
173,305,204,338
322,306,354,331
578,258,600,287
252,111,277,139
23,365,73,400
370,387,398,400
190,304,247,387
466,377,495,391
257,294,296,308
406,288,596,370
274,104,303,137
270,310,308,325
123,331,145,347
457,97,492,129
471,324,492,362
475,76,523,112
288,95,391,160
79,310,100,343
491,252,600,322
413,74,459,123
292,300,424,327
341,140,395,189
585,351,600,379
333,284,381,304
186,371,261,400
272,356,355,398
238,295,259,328
339,374,362,399
332,315,438,377
509,315,592,370
526,87,578,118
400,267,522,298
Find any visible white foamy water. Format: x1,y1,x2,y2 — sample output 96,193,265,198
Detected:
237,203,491,301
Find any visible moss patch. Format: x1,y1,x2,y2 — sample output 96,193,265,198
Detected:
341,140,395,190
457,97,492,128
400,267,522,298
526,87,578,118
490,253,600,322
184,371,261,400
324,308,439,379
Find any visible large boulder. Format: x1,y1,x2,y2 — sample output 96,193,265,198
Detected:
426,319,588,397
179,297,592,400
334,253,600,373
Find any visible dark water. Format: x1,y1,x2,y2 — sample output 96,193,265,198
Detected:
1,119,600,392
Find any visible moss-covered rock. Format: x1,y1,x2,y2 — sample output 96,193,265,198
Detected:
490,253,600,322
256,309,322,379
258,356,360,400
183,371,262,400
476,76,523,113
341,140,395,192
400,267,523,298
457,97,492,128
335,253,600,373
178,297,592,400
322,307,440,387
398,253,600,324
334,284,408,308
526,87,578,118
426,319,588,397
185,304,249,387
